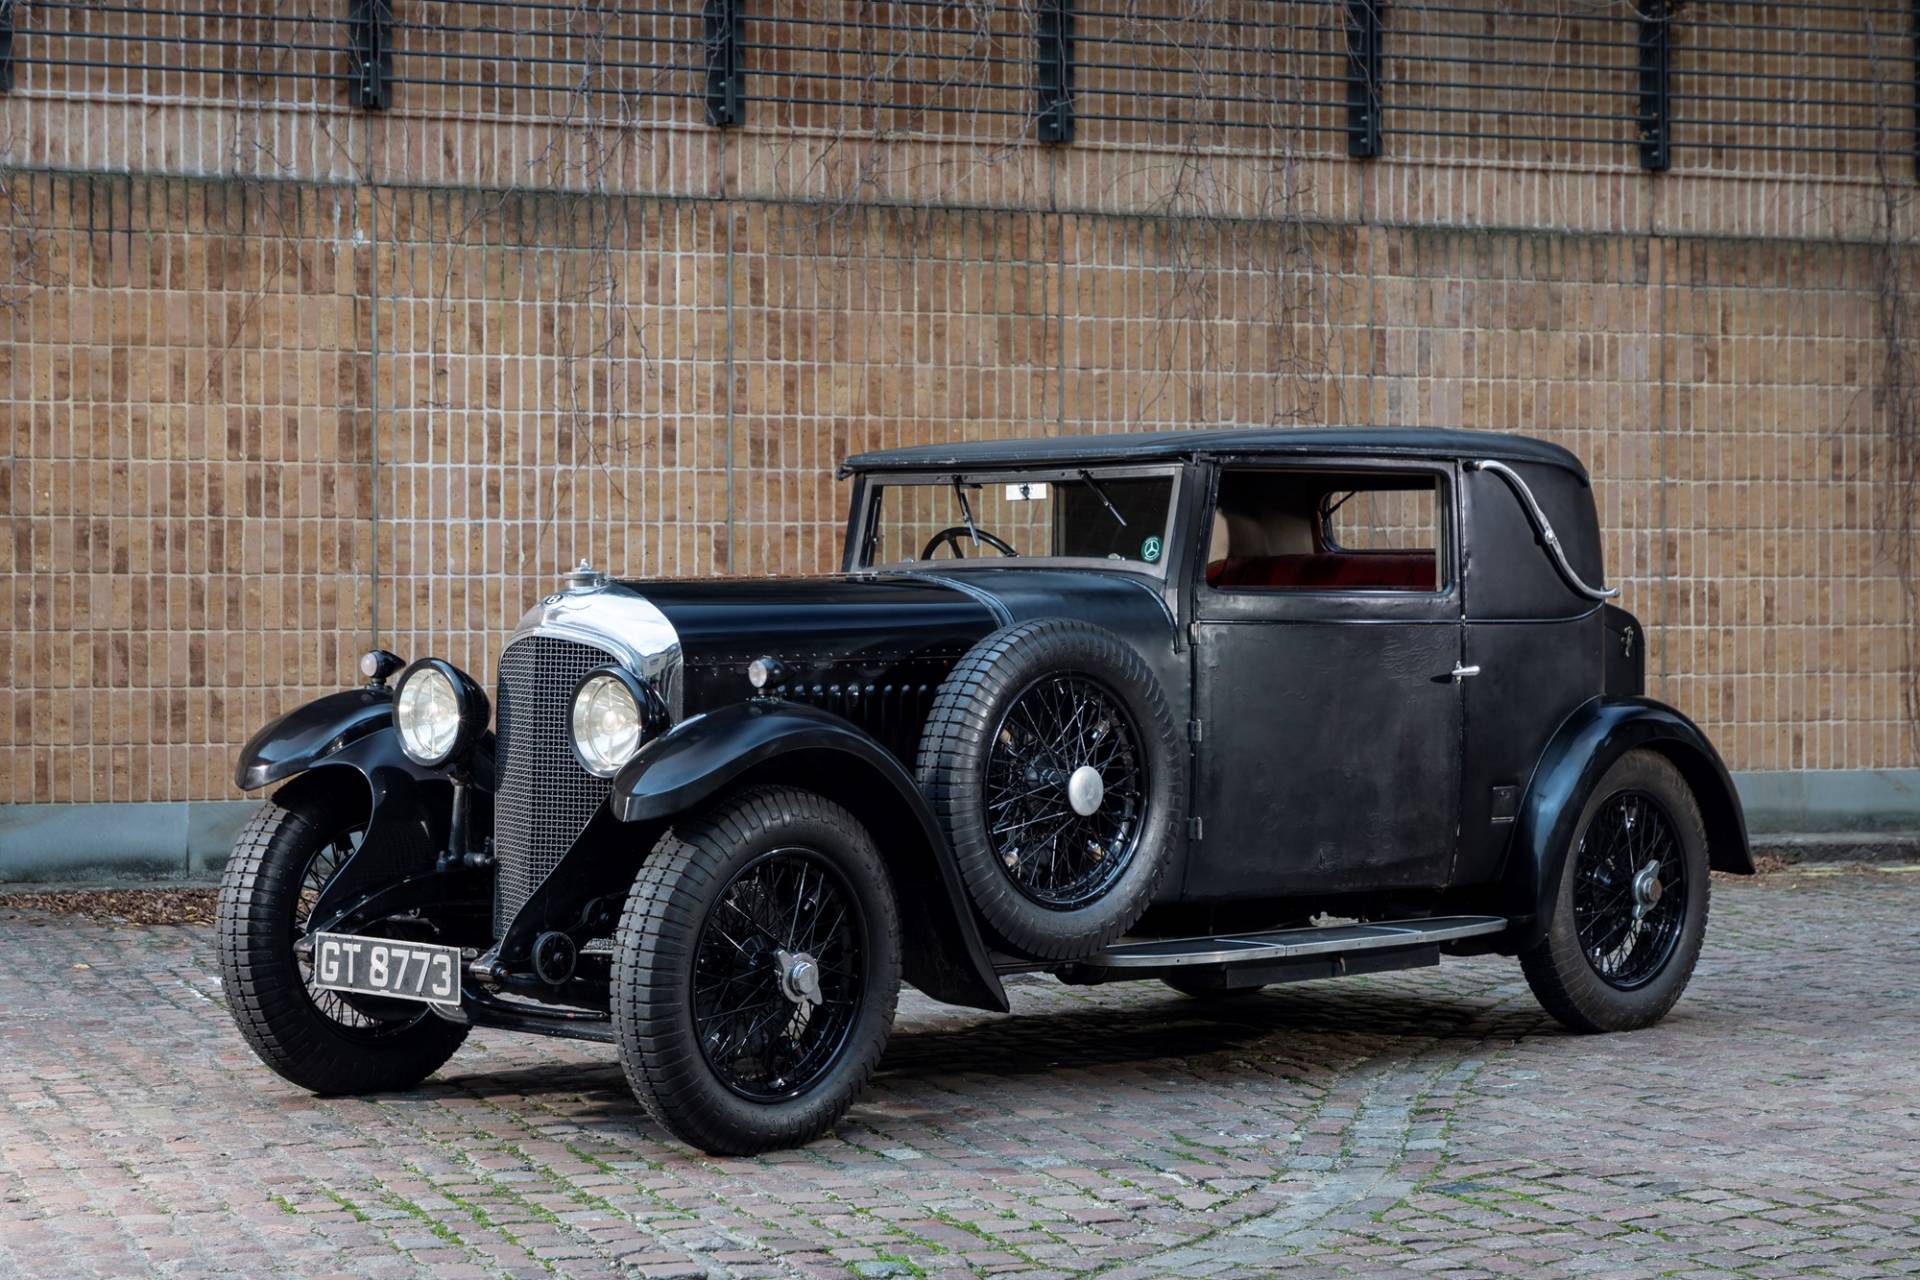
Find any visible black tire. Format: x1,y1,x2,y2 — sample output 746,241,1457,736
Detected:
1521,749,1711,1033
1161,973,1265,1001
215,797,468,1095
917,619,1184,961
612,786,902,1156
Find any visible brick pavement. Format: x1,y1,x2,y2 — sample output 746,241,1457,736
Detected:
2,868,1917,1279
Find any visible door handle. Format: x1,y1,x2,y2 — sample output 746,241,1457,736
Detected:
1450,663,1482,682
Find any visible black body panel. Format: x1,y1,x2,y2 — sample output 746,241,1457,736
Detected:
1455,614,1602,885
1453,456,1613,887
1189,618,1463,897
235,686,398,791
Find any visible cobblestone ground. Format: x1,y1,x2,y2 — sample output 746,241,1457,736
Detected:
2,868,1917,1280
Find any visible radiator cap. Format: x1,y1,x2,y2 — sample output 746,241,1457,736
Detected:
563,559,606,593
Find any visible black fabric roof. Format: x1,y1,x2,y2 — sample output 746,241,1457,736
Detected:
840,427,1588,481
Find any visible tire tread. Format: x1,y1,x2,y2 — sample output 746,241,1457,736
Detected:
612,786,901,1155
215,799,466,1095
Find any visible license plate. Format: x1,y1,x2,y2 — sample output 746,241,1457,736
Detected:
311,932,462,1008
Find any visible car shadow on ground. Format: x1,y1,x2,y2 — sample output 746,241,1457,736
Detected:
440,980,1556,1114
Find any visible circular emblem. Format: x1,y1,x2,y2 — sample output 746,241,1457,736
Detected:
1140,535,1163,563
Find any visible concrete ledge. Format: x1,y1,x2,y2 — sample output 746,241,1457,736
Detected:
1734,769,1920,834
0,801,256,882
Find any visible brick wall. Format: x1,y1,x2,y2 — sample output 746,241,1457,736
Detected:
2,1,1918,812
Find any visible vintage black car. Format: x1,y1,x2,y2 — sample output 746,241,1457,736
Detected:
220,428,1753,1154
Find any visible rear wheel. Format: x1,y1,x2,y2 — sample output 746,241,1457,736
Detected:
216,796,468,1095
612,786,901,1155
1521,750,1710,1033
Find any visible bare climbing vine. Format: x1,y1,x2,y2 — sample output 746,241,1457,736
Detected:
1864,14,1920,757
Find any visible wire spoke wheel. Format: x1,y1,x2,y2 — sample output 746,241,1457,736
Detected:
985,674,1145,909
691,848,866,1103
1570,789,1689,991
292,826,427,1037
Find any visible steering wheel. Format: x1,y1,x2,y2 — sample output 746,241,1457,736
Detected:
920,526,1019,560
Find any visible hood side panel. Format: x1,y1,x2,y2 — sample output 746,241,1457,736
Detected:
629,576,1001,763
623,570,1182,771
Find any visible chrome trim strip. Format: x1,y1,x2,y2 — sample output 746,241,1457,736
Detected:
1468,459,1620,601
509,583,684,720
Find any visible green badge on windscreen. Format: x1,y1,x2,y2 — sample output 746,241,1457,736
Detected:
1140,535,1163,563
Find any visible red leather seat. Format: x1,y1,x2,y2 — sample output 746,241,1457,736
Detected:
1206,553,1435,591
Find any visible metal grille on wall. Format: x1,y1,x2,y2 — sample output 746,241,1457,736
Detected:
2,1,1916,177
1071,1,1349,153
741,0,1032,139
1386,3,1644,166
15,3,350,105
389,1,701,120
1671,1,1915,177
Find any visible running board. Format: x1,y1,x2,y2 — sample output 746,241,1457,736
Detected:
1076,915,1509,971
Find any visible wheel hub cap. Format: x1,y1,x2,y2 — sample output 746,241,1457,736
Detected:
1631,860,1664,920
776,949,822,1008
1066,764,1105,817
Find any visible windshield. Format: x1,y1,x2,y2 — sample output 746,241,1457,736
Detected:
859,468,1178,572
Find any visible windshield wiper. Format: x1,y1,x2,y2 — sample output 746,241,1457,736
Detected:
1079,470,1129,528
952,476,981,548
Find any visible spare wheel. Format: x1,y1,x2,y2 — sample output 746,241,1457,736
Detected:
915,619,1184,961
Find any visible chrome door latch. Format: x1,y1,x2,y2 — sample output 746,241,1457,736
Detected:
1450,663,1482,682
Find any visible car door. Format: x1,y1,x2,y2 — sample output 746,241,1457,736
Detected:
1183,459,1466,899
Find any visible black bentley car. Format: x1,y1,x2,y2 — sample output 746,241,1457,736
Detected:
220,428,1753,1154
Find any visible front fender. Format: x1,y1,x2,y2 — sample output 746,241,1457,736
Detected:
235,689,494,935
611,701,1010,1013
1502,696,1753,951
235,687,397,791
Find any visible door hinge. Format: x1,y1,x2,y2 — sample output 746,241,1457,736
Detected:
1187,816,1204,840
1187,719,1203,743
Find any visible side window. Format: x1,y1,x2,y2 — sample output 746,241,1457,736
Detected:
1206,468,1445,593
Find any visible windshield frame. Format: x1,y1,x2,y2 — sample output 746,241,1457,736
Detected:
845,463,1186,577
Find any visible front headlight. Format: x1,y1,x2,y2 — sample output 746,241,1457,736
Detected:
570,668,651,778
394,659,488,768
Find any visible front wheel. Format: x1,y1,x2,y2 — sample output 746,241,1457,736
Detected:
612,786,902,1155
216,796,469,1095
1521,749,1711,1033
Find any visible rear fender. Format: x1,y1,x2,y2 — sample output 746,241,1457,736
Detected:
1501,696,1753,951
611,701,1010,1013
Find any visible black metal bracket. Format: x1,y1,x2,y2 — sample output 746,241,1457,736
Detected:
705,0,743,128
0,0,16,94
1637,0,1671,171
1037,0,1075,144
349,0,393,110
1344,0,1382,159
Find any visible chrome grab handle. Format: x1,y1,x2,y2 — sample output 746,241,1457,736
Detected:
1451,663,1482,682
1466,459,1620,601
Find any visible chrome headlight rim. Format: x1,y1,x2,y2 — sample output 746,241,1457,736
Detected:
569,665,656,779
393,658,489,769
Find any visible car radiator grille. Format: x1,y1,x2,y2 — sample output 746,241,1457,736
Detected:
492,635,617,938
